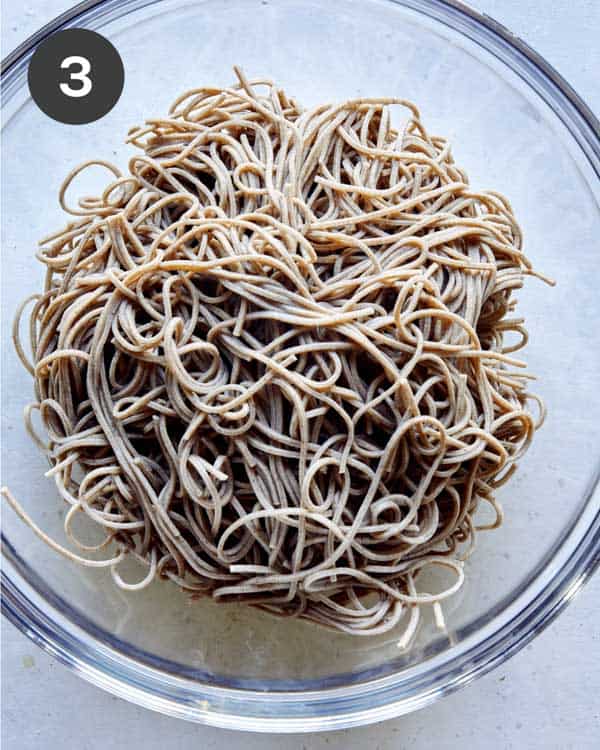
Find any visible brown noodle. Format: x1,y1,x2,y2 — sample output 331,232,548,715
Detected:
2,68,552,642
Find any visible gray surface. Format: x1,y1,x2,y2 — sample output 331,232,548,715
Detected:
1,1,599,748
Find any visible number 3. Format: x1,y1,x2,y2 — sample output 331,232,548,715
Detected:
60,56,92,98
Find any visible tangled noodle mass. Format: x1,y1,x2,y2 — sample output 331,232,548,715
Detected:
4,69,550,641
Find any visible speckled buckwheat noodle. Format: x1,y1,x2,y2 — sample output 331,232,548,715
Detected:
2,68,552,643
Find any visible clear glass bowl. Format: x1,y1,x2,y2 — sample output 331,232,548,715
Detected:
1,0,599,732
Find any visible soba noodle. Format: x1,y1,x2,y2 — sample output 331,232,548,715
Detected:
2,68,551,641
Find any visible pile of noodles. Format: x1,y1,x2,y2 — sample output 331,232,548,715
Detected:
3,69,550,642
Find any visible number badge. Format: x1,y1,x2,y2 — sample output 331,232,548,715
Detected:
28,29,124,125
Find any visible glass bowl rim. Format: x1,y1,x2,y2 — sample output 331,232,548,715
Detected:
1,0,599,732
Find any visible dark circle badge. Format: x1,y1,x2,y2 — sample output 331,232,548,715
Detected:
28,29,124,125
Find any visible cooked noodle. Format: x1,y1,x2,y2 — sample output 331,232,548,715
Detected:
2,68,552,641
